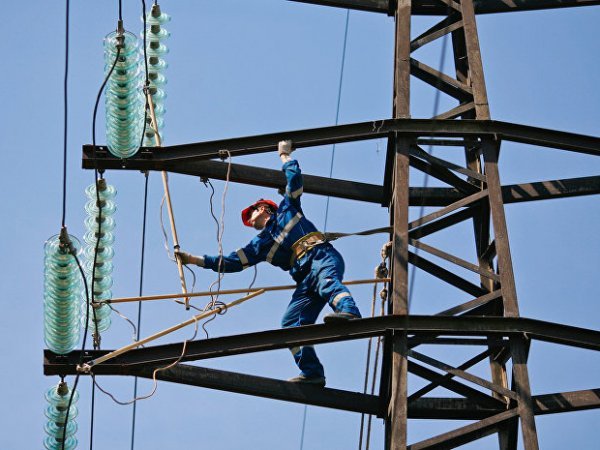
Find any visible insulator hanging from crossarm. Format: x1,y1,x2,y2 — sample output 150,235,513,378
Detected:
43,230,82,355
104,26,145,158
142,3,170,146
81,179,117,335
43,381,78,450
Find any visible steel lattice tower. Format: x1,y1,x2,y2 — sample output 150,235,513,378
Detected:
46,1,600,448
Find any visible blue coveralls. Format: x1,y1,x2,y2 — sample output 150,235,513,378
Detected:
203,159,361,378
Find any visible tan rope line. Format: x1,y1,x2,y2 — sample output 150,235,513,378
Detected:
145,89,190,309
108,278,391,304
359,281,379,449
80,289,266,370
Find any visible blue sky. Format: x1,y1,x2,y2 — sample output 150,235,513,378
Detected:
1,1,599,449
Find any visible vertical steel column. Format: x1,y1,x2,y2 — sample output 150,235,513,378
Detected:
456,0,540,446
387,0,411,448
450,1,516,446
482,139,540,449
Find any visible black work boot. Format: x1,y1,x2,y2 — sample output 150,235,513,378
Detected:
324,312,360,323
287,374,326,387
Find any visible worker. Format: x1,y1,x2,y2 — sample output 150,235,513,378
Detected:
177,140,361,387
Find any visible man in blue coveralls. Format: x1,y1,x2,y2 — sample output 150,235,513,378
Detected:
177,140,361,386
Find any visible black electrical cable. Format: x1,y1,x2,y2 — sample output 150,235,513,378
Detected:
57,2,82,449
130,171,149,450
131,5,152,447
89,376,96,450
89,40,122,338
60,249,90,450
322,9,350,233
119,0,123,21
61,0,70,228
60,373,81,450
71,23,123,450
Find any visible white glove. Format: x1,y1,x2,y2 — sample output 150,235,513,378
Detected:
278,140,293,156
176,250,205,267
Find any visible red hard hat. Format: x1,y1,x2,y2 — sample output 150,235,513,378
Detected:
241,199,278,227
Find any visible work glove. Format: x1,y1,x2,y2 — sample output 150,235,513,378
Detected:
278,140,293,156
176,250,205,267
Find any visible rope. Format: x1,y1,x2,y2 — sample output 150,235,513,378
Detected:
323,226,392,242
358,282,378,449
196,151,233,338
207,151,233,308
358,245,390,449
108,278,388,304
81,289,266,370
365,293,386,449
94,316,201,405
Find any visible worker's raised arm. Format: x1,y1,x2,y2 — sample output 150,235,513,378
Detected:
278,140,303,209
180,232,272,273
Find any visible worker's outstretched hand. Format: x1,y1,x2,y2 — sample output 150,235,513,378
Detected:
278,140,293,156
176,250,205,267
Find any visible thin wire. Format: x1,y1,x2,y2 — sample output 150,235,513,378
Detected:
94,316,201,405
202,153,233,336
279,9,352,450
61,249,90,450
132,2,150,442
160,194,175,260
299,406,308,450
298,10,351,450
118,0,123,21
246,266,258,295
323,9,350,233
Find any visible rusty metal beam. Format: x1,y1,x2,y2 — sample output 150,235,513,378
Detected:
44,315,600,375
44,356,600,420
408,409,519,449
80,148,600,206
409,389,600,419
287,0,600,15
288,0,391,13
82,119,600,167
129,363,382,415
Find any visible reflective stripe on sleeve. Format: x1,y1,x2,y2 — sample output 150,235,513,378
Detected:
266,242,280,263
236,248,249,268
286,186,303,199
289,346,301,355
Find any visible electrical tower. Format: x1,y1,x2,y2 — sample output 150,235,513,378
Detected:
45,1,600,448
